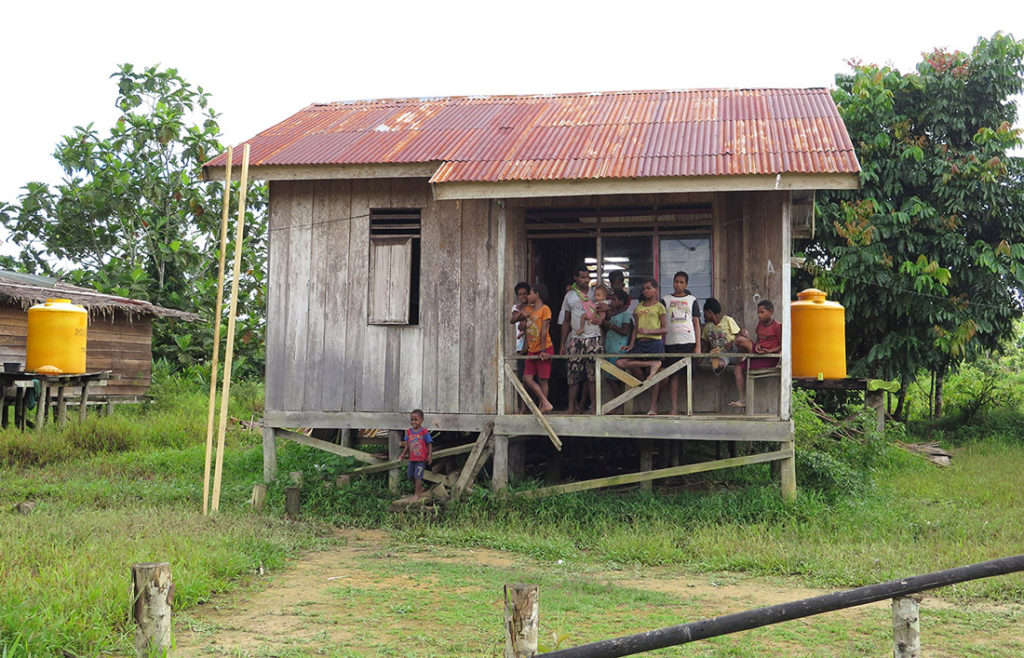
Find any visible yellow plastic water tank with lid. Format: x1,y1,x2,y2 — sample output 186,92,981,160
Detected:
26,298,88,375
791,288,846,379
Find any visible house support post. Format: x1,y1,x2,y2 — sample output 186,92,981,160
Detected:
779,439,796,500
509,441,526,481
866,389,885,433
639,440,654,492
262,425,278,483
388,429,403,492
492,434,509,491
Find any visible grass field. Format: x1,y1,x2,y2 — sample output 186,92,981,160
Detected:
2,376,1024,655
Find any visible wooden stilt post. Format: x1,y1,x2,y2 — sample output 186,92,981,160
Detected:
202,145,233,515
339,428,353,448
780,439,796,500
504,583,539,658
492,434,509,491
262,424,278,483
78,381,89,422
131,561,172,657
892,595,921,657
34,385,46,431
56,385,67,426
388,429,403,492
639,440,654,492
211,144,250,513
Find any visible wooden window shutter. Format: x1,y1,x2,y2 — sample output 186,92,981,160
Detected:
368,237,412,324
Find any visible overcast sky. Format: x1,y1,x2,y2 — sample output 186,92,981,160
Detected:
1,0,1021,209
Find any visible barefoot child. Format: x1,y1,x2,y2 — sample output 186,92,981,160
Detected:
522,283,555,413
399,409,433,499
701,298,752,408
617,279,668,415
662,271,701,415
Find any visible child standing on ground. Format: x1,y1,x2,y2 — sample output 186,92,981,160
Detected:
399,409,433,500
736,300,782,408
701,298,752,409
662,271,701,415
618,279,668,415
522,283,554,413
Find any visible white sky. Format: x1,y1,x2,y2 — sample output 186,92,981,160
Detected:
1,0,1021,209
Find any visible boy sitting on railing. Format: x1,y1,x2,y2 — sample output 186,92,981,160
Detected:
736,300,782,408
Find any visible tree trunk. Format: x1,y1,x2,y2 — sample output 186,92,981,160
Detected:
894,377,910,422
934,363,947,418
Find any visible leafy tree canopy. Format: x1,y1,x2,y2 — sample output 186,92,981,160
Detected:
0,64,267,377
806,33,1024,395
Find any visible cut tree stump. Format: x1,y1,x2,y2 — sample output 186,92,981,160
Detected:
131,561,173,657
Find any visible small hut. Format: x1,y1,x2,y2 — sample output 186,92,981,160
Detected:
204,88,861,498
0,270,199,398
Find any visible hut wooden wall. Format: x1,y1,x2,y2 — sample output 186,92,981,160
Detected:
265,179,503,415
0,304,153,396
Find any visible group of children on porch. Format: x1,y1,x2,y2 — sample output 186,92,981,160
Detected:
509,266,782,415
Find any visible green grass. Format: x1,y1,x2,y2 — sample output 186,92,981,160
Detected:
4,374,1024,655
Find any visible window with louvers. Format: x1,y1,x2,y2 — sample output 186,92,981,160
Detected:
368,210,421,325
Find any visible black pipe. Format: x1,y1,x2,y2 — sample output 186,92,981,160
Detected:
545,554,1024,657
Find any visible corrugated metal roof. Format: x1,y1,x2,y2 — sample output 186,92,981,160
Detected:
205,89,859,183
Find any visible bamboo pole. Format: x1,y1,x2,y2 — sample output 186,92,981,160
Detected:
202,145,233,515
211,144,250,513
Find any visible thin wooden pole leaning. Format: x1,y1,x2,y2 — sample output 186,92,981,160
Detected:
211,144,250,513
202,145,232,515
502,362,561,450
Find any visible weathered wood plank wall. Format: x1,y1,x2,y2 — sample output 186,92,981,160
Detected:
266,179,502,416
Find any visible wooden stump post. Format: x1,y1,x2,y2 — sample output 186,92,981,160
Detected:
504,583,539,658
250,483,267,511
892,595,921,657
131,561,172,657
285,486,301,518
289,471,303,486
56,385,67,426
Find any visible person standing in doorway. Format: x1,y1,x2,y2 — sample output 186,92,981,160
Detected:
662,271,701,415
559,265,601,414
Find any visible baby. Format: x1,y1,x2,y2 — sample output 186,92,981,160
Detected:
577,285,610,335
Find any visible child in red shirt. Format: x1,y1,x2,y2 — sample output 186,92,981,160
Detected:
399,409,433,499
736,300,782,408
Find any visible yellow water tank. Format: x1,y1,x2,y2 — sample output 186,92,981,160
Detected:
26,298,88,375
791,288,846,379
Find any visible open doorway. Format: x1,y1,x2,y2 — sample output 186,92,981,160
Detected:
523,204,714,412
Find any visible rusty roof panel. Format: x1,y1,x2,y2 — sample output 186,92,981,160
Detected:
205,89,860,182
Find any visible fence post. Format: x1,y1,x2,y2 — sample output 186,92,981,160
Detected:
131,561,172,657
504,583,539,658
892,595,921,657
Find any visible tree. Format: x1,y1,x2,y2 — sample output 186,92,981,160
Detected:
1,64,268,377
806,33,1024,418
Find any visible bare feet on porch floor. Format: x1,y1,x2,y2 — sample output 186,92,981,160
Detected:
728,400,746,408
539,402,554,414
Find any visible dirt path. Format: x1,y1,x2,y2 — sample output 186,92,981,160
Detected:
174,529,1024,657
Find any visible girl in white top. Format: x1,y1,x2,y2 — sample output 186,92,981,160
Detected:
662,271,702,415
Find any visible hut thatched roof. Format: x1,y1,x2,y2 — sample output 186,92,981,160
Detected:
0,270,200,321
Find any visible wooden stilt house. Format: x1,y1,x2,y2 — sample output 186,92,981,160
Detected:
203,88,860,497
